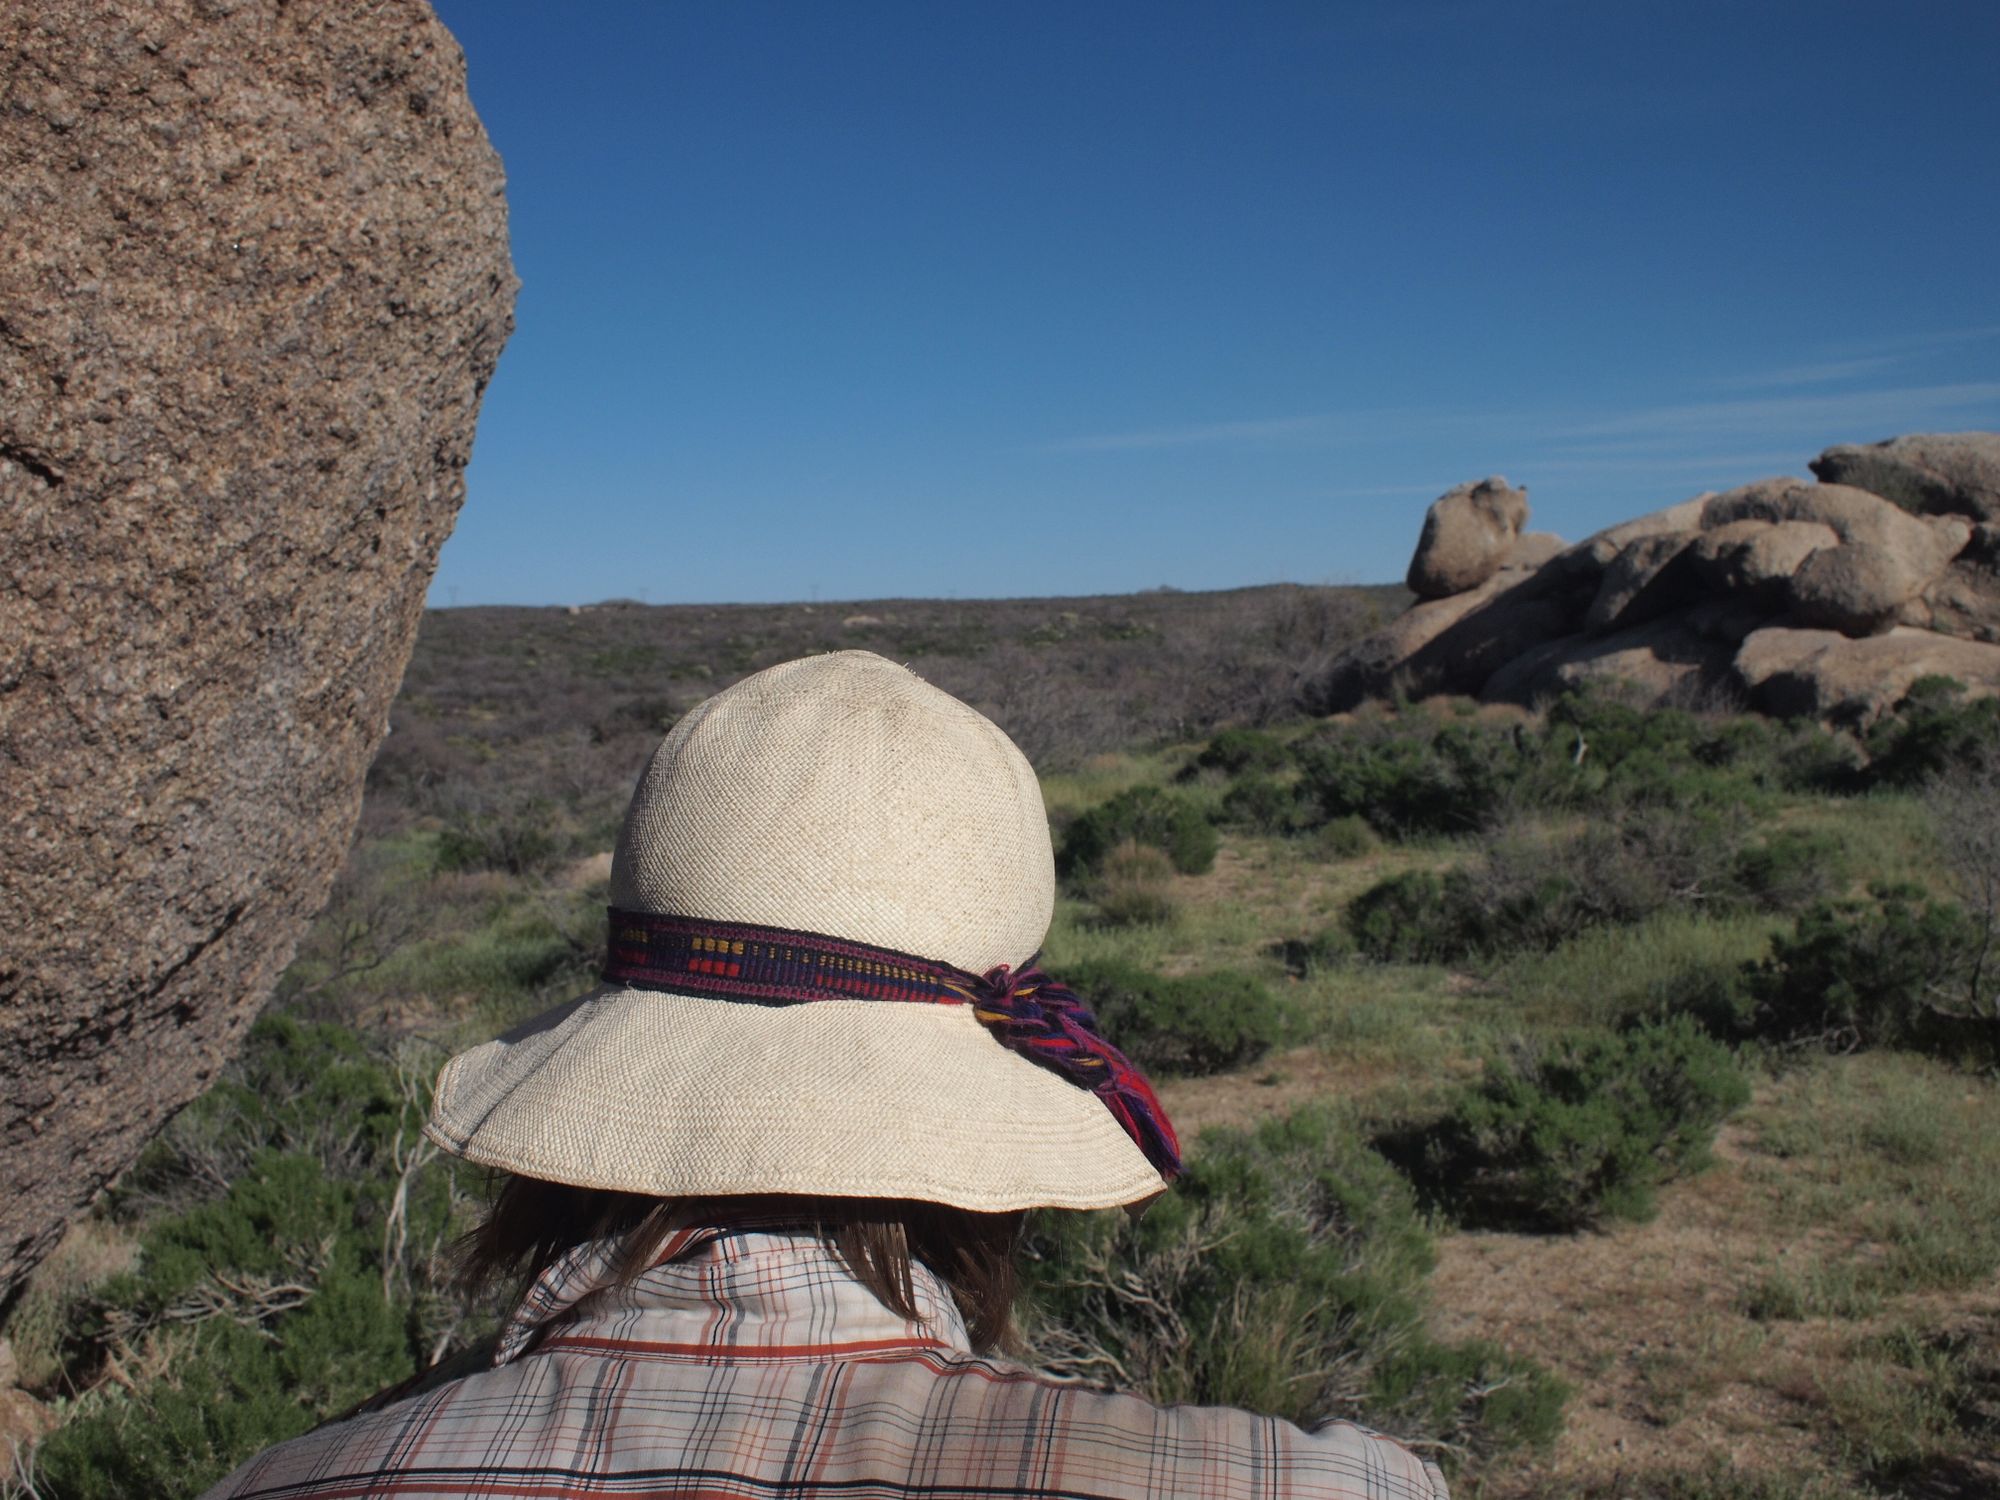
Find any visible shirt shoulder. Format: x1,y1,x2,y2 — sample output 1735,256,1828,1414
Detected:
854,1346,1451,1500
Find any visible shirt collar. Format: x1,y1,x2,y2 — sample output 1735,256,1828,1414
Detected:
495,1222,973,1366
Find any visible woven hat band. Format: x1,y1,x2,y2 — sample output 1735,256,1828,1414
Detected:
603,908,1183,1180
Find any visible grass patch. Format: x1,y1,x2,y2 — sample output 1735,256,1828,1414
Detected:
1493,909,1780,1031
1743,1053,2000,1301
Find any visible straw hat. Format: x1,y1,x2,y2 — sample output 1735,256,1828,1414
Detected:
424,650,1170,1211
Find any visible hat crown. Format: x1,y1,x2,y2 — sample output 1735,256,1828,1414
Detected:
610,651,1053,974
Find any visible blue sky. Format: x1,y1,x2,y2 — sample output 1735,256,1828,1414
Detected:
427,0,2000,606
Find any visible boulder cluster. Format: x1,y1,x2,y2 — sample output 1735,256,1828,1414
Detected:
1312,433,2000,726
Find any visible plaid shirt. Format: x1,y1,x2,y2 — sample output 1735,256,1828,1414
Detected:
203,1225,1449,1500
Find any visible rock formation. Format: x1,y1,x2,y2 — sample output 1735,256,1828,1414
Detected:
0,1,516,1305
1406,477,1532,599
1311,433,2000,725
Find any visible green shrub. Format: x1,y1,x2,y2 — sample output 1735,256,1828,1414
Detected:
1064,957,1291,1077
1196,726,1289,775
1271,927,1355,978
1293,721,1523,837
1744,883,1983,1052
433,795,567,877
1315,813,1379,859
1021,1108,1565,1467
1218,773,1304,834
1863,675,2000,787
1090,840,1178,927
1408,1017,1751,1230
1344,807,1746,966
33,1019,490,1500
1057,785,1219,879
1345,870,1461,964
1729,827,1847,912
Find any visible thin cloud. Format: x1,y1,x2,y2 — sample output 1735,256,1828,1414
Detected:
1838,323,2000,358
1714,355,1905,390
1043,413,1341,453
1042,404,1489,454
1524,449,1806,477
1554,382,2000,442
1718,325,2000,391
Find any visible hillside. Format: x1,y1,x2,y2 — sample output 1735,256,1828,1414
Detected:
7,586,2000,1500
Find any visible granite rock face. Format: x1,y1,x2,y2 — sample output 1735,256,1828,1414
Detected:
0,0,516,1304
1810,432,2000,524
1311,434,2000,723
1405,477,1530,600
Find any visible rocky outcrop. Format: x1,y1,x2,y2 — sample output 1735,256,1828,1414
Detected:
1733,627,2000,726
1810,432,2000,524
0,0,516,1304
1406,478,1530,599
1483,616,1737,709
1312,434,2000,723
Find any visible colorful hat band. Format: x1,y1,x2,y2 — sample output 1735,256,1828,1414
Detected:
603,908,1182,1181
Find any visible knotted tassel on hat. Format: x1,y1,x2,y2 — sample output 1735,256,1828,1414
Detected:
601,909,1183,1182
960,961,1181,1180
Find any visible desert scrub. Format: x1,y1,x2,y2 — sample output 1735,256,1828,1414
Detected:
1056,784,1219,879
1343,808,1825,969
1063,956,1291,1076
1743,882,1984,1053
1744,1052,2000,1303
1088,840,1178,927
1404,1016,1750,1230
1217,772,1306,834
30,1018,493,1500
1860,674,2000,787
1195,725,1290,776
1492,909,1777,1032
1313,813,1379,859
1823,1322,2000,1488
1292,720,1523,838
1020,1108,1564,1471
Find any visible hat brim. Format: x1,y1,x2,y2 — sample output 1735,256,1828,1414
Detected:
425,985,1168,1212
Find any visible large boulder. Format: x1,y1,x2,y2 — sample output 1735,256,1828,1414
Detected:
1406,477,1530,599
1702,477,1961,569
1309,571,1519,712
1790,542,1933,636
1810,432,2000,523
1733,626,2000,727
1544,493,1714,592
1584,532,1701,635
0,0,516,1304
1502,531,1568,572
1309,566,1574,712
1899,526,2000,642
1686,519,1840,603
1482,616,1738,709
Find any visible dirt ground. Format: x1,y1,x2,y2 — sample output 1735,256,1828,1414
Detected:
1160,1066,2000,1498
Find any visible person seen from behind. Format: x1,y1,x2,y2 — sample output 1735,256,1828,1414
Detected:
204,650,1448,1499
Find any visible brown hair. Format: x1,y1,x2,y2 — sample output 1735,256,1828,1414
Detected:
457,1176,1027,1353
